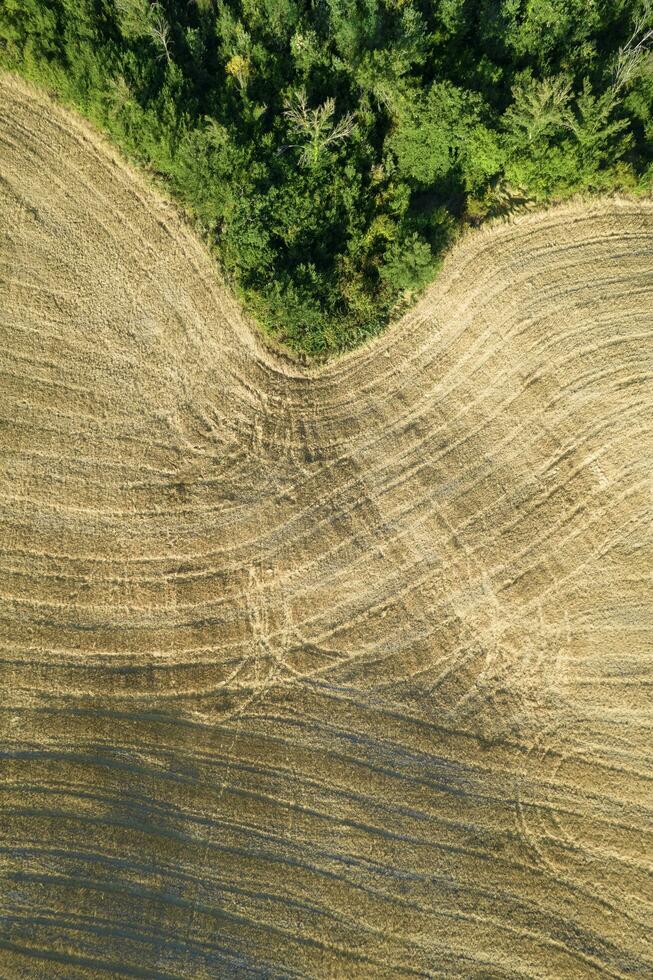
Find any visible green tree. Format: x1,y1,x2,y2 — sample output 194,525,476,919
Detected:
379,232,436,293
388,81,502,193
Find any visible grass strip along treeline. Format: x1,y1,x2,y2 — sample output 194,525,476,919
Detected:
2,0,652,355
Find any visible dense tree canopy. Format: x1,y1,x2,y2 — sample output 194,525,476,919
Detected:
1,0,651,354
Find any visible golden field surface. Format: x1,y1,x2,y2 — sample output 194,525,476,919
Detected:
0,75,652,977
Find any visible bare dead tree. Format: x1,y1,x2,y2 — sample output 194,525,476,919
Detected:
114,0,172,63
283,90,356,167
612,7,653,93
147,2,172,63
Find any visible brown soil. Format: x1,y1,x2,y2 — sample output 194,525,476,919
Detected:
1,74,652,978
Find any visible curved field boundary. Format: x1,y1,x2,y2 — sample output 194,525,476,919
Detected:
1,74,652,978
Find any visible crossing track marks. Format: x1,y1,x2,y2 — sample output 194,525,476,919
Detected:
1,75,652,978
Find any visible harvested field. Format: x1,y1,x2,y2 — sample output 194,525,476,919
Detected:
0,74,652,978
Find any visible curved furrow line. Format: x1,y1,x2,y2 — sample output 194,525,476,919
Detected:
1,75,652,978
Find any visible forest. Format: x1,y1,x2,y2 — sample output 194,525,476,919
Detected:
1,0,652,355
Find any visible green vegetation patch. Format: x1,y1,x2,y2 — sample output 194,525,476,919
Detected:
2,0,652,355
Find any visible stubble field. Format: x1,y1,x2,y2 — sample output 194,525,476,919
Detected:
0,75,652,978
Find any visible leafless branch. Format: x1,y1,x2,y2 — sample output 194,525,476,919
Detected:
612,9,653,92
283,90,355,166
147,2,172,63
